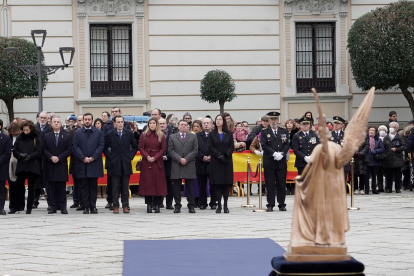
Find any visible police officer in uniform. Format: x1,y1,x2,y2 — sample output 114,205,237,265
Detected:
331,116,350,185
292,117,320,176
260,111,290,212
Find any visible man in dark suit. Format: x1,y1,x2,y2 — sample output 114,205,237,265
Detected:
69,115,83,210
73,113,105,214
159,118,173,209
42,116,72,214
292,117,320,176
331,116,350,184
196,118,215,210
260,111,290,212
104,115,138,214
0,119,12,215
102,107,131,210
34,111,52,208
168,120,199,213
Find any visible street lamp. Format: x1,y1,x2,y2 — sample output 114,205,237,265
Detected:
4,30,75,112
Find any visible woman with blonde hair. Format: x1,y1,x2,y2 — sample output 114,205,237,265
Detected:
138,117,167,213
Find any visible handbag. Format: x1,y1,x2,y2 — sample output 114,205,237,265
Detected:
135,134,145,171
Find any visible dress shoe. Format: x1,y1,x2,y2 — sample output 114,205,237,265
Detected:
173,207,181,213
279,207,287,211
147,204,152,213
105,203,112,209
154,205,160,213
385,189,392,193
159,204,164,208
57,207,61,211
189,207,196,213
372,190,380,194
200,205,207,210
365,190,370,195
215,206,222,213
61,210,68,214
210,205,217,210
166,205,174,210
0,209,6,215
70,203,79,208
8,209,17,214
32,205,38,209
48,210,57,214
76,205,85,211
123,206,130,214
26,209,32,214
90,208,98,214
113,207,119,214
224,207,229,213
267,206,274,212
47,207,51,212
83,208,90,214
378,189,385,192
109,206,114,211
396,190,401,193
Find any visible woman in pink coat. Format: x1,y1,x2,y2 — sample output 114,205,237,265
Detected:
139,117,167,213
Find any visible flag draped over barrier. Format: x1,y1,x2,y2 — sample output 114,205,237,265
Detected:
66,150,298,185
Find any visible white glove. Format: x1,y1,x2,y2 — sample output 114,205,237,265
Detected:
254,150,263,156
304,156,310,163
274,152,283,161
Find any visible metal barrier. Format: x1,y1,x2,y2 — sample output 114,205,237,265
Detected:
241,157,256,208
348,158,360,210
253,159,266,212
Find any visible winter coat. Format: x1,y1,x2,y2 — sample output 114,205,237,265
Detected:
207,129,234,185
382,133,404,169
353,139,370,176
138,131,167,196
0,133,12,181
365,135,385,167
13,131,42,175
42,130,72,182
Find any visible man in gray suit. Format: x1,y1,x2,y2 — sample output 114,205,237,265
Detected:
168,120,198,213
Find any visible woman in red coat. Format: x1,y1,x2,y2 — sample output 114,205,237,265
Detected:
139,117,167,213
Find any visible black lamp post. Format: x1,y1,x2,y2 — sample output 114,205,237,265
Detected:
4,30,75,112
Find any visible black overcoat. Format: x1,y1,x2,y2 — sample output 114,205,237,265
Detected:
42,131,72,182
72,127,104,179
0,133,12,181
163,129,172,177
104,129,138,176
353,139,370,176
207,130,234,185
13,131,42,175
382,133,405,169
331,130,351,171
260,126,290,170
196,130,210,175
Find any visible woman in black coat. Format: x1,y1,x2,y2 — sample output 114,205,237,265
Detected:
207,114,234,214
382,122,405,193
353,139,370,194
10,121,41,214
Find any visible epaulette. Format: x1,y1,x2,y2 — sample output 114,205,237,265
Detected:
262,128,267,130
310,129,314,132
280,126,286,129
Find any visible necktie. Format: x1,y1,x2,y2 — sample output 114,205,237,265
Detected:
118,131,122,139
41,126,44,131
206,133,208,138
305,133,308,137
273,130,277,136
181,134,185,142
55,133,59,146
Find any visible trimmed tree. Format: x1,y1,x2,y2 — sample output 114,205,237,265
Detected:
347,0,414,117
0,37,48,123
200,69,236,114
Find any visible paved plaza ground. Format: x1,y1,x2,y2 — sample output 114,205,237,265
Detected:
0,189,413,276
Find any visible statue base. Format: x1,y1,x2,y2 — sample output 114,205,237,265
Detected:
285,245,350,262
269,256,365,276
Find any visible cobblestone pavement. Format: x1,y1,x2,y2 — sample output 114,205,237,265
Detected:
0,189,413,276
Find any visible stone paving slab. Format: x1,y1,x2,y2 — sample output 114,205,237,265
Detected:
1,190,413,276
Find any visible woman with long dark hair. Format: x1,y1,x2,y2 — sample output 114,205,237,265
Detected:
207,114,234,213
10,121,41,214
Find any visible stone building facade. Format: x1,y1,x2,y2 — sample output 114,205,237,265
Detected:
0,0,411,125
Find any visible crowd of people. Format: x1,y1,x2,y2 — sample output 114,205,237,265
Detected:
0,108,412,216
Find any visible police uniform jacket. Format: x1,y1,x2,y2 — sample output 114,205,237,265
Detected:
260,127,290,170
331,130,350,171
292,130,320,168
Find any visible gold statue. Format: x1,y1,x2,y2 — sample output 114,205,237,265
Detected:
285,87,375,262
